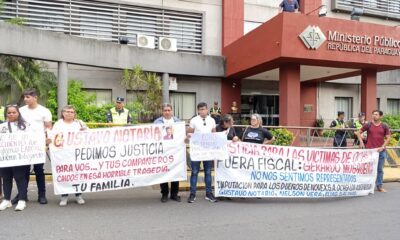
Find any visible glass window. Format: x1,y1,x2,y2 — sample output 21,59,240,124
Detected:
334,97,353,119
83,89,112,107
126,90,146,104
169,92,196,121
387,99,400,115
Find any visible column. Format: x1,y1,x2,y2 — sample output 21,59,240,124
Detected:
162,72,169,103
57,62,68,118
361,68,377,121
279,63,301,126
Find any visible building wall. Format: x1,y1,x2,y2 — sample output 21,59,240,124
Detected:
118,0,222,56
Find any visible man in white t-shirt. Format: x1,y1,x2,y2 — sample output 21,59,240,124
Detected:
17,89,52,205
187,102,217,203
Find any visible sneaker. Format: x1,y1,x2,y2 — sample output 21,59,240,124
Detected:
59,196,68,207
187,193,196,203
0,200,12,211
205,192,218,202
15,200,26,211
76,196,85,205
161,195,168,203
377,187,387,193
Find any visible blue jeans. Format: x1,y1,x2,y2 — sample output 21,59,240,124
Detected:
376,151,387,188
190,161,212,194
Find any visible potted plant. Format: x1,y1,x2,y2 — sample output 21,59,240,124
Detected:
314,117,324,137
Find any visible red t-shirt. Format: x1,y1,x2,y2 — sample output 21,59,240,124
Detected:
360,123,390,149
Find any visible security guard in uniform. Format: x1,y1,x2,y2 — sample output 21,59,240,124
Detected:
106,97,132,125
0,105,5,123
330,111,348,147
353,112,368,146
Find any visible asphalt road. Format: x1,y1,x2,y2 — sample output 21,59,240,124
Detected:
1,182,399,240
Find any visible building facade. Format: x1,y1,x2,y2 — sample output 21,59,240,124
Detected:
1,0,400,125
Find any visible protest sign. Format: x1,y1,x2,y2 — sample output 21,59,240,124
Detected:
215,141,378,198
190,132,228,161
49,122,187,194
0,131,46,167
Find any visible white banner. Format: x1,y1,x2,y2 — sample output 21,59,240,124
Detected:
190,132,228,161
215,141,379,198
49,122,187,195
0,131,46,167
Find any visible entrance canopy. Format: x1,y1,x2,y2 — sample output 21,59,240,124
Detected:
224,12,400,126
225,12,400,80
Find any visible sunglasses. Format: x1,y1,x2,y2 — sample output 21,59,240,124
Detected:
202,118,206,126
6,104,18,107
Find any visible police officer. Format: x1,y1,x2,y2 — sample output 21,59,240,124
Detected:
330,111,348,147
106,97,132,125
210,101,222,125
0,104,5,123
353,112,368,146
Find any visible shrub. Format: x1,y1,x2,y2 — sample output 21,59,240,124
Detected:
270,128,295,146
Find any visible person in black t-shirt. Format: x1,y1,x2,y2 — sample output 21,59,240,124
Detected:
216,114,239,141
242,114,274,144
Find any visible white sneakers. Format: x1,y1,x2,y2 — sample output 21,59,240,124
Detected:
0,200,12,211
15,200,26,211
0,200,26,211
59,196,68,206
59,195,85,206
76,195,85,205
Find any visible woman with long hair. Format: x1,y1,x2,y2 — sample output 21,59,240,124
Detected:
0,104,30,211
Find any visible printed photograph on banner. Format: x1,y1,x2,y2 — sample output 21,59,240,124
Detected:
0,131,46,168
49,122,187,195
189,132,228,161
215,141,378,198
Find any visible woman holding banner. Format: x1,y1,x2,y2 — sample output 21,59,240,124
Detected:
52,105,88,206
242,114,274,144
216,114,239,141
0,104,31,211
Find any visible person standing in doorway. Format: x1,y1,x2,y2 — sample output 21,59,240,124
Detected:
330,111,348,148
154,103,182,203
356,110,390,192
186,102,217,203
18,89,52,204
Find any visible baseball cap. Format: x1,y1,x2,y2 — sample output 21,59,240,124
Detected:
116,97,124,102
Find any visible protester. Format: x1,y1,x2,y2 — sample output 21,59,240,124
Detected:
0,105,30,211
353,112,368,146
17,89,52,205
330,111,348,148
356,110,390,193
106,97,132,125
216,114,239,142
210,101,222,125
280,0,299,12
154,103,182,203
52,105,87,206
186,102,217,203
241,114,274,144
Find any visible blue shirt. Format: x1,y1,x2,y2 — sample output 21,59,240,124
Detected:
280,0,299,12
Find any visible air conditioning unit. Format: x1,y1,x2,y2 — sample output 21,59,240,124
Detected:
136,34,155,49
158,37,177,52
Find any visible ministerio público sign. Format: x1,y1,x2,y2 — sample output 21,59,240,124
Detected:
299,25,400,56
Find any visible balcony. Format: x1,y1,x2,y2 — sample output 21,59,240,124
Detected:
332,0,400,20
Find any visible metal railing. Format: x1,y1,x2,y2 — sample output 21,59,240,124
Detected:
332,0,400,20
0,0,203,53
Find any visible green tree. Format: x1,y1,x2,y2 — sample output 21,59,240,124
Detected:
121,65,162,122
